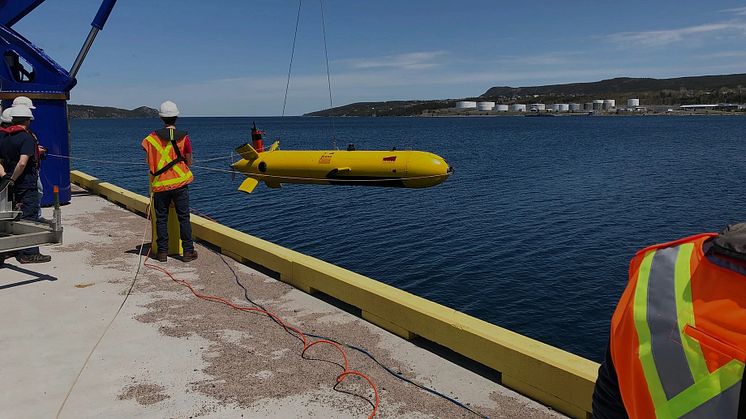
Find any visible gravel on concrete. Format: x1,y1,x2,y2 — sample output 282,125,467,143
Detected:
0,186,565,418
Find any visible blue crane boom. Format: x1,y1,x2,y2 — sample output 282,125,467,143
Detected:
0,0,119,205
91,0,117,30
71,0,118,77
0,0,47,28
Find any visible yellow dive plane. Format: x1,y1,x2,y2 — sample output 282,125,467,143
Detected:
231,125,453,194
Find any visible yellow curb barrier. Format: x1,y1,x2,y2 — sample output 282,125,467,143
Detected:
71,170,599,418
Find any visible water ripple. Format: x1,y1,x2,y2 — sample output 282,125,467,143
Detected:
69,116,746,361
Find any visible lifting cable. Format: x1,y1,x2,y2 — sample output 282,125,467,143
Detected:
319,0,337,149
47,152,232,166
281,0,338,148
282,0,303,118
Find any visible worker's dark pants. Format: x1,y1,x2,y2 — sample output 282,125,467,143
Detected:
153,186,194,253
591,343,628,419
14,186,41,256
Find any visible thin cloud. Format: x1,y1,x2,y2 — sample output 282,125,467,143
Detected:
607,21,746,47
720,6,746,16
489,51,587,67
694,50,746,60
335,51,447,70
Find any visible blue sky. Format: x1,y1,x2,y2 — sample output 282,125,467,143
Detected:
13,0,746,116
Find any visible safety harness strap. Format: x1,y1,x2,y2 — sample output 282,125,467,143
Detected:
149,128,185,176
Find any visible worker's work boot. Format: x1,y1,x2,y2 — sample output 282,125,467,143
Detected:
17,253,52,264
182,250,198,263
155,251,168,263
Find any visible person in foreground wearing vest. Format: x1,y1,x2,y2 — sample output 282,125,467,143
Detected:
592,225,746,418
142,101,197,263
0,105,51,264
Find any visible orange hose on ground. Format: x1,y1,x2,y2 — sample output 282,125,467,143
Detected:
143,252,379,418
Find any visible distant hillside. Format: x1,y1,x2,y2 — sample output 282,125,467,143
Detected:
68,104,158,119
306,100,456,117
481,73,746,97
306,73,746,116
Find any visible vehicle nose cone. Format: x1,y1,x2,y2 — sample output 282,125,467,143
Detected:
404,152,452,188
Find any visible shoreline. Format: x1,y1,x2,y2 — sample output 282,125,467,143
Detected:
418,110,746,118
301,111,746,118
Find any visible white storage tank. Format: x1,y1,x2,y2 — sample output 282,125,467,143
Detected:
496,104,509,112
456,101,477,109
603,99,616,110
549,104,560,112
569,103,582,111
477,101,495,111
627,98,640,108
557,104,570,112
511,104,527,112
585,102,594,111
592,100,604,111
530,103,546,111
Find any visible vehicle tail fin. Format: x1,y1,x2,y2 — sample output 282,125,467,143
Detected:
235,143,259,161
238,177,260,194
264,180,282,189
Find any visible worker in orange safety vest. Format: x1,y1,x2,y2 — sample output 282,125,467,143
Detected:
593,224,746,418
141,100,197,263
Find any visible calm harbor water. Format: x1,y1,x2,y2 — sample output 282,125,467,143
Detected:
67,115,746,361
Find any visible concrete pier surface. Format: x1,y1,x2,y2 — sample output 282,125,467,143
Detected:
0,187,563,418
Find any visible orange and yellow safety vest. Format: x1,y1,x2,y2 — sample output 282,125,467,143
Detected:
142,129,193,193
611,233,746,418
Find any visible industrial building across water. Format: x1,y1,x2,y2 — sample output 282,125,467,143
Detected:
456,98,644,112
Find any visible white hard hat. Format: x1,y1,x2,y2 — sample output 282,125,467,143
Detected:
158,100,179,117
12,96,35,109
1,108,12,123
11,105,34,120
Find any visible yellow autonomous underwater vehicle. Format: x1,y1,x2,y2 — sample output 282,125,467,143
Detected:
231,123,453,194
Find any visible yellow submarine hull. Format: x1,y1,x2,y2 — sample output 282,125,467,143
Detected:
231,143,452,193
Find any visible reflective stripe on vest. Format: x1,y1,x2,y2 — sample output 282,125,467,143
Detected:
633,243,744,418
145,133,192,191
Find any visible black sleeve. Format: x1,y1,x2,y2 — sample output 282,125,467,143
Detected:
591,342,629,419
19,134,35,158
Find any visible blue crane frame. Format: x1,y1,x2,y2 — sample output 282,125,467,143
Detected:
0,0,117,205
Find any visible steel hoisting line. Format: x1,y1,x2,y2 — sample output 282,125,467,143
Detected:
319,0,337,149
282,0,303,118
282,0,339,149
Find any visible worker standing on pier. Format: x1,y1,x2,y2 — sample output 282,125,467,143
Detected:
593,226,746,418
12,97,46,221
0,105,51,263
142,101,197,263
